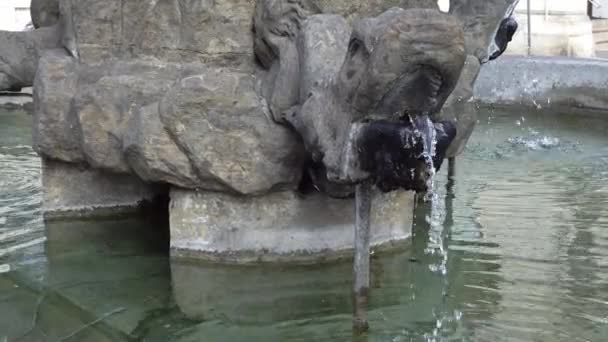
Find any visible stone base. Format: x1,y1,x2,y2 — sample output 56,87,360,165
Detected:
42,159,164,218
170,188,415,264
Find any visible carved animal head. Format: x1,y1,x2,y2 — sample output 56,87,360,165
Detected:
253,3,467,195
337,8,466,121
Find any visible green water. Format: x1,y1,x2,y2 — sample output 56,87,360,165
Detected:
1,107,607,341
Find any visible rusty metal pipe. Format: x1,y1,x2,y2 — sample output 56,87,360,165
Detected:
353,181,372,333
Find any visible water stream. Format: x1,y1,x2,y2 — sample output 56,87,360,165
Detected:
1,106,608,341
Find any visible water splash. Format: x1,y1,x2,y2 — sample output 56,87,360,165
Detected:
508,134,560,150
411,115,438,201
422,180,464,342
0,145,44,270
424,186,448,276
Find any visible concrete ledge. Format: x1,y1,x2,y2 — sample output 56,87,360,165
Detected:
169,188,415,264
474,56,608,111
0,88,33,111
42,159,164,219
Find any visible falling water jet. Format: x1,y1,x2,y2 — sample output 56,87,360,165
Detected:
353,179,372,334
351,114,457,332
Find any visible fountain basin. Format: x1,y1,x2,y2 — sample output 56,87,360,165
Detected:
475,56,608,111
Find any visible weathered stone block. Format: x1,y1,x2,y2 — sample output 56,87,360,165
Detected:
160,71,306,195
123,103,201,189
34,55,305,194
42,159,163,218
33,50,83,163
169,188,415,264
14,0,522,264
0,26,62,91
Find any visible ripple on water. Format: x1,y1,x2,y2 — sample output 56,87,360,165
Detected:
2,107,608,341
0,146,44,267
445,113,608,342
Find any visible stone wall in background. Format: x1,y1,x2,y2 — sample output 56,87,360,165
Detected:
505,0,595,57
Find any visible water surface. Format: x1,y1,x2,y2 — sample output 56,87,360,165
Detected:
1,106,607,341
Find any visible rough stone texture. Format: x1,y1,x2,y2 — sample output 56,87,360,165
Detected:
62,0,257,65
474,56,608,111
441,55,482,157
318,0,439,20
0,26,62,91
160,71,305,195
170,188,415,263
33,50,82,163
73,62,182,174
252,1,438,120
62,0,437,63
26,0,517,197
42,159,163,217
255,6,466,191
33,53,305,195
297,15,351,103
123,103,200,189
31,0,60,29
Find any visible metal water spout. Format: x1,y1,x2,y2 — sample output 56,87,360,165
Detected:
351,116,456,332
353,180,372,333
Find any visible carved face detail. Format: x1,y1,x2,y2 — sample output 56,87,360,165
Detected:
337,8,466,121
254,4,467,195
335,9,465,192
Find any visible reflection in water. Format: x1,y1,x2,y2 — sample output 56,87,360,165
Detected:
1,106,608,341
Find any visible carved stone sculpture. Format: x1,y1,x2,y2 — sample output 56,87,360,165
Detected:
0,0,518,261
254,4,466,194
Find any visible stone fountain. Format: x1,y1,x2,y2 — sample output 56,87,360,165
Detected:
0,0,518,263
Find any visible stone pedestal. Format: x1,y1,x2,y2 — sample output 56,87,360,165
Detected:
42,159,163,218
169,188,415,264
